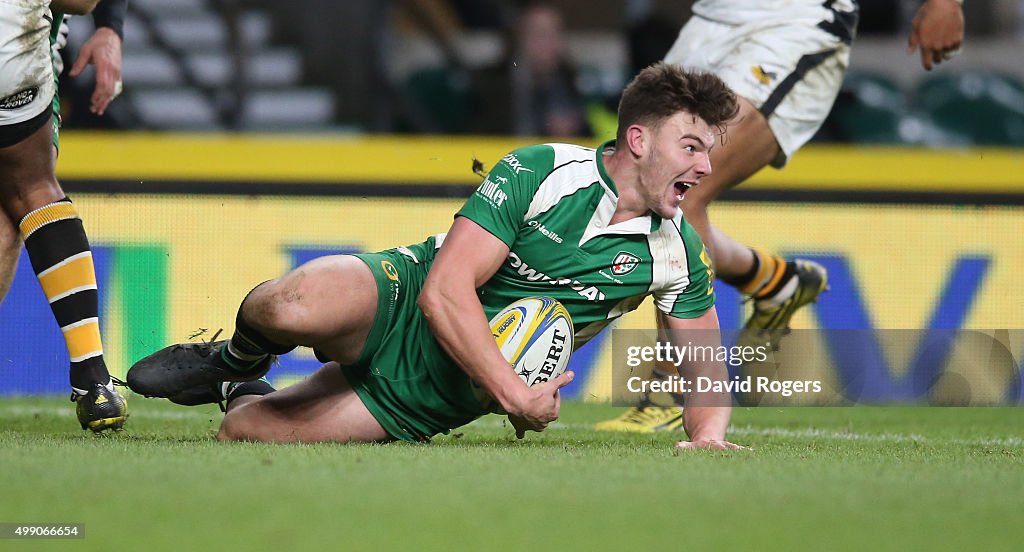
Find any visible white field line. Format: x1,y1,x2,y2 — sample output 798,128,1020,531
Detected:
2,404,1021,448
725,424,1024,448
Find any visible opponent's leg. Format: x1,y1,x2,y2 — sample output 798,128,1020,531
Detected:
128,254,379,398
685,96,828,343
0,121,126,432
218,362,392,444
681,96,780,279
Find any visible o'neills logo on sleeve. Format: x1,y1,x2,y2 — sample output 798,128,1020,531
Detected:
527,220,563,243
0,87,38,110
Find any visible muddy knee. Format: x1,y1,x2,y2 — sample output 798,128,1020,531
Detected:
238,278,315,342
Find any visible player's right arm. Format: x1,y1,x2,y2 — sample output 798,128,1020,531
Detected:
422,145,572,437
51,0,100,15
418,217,574,437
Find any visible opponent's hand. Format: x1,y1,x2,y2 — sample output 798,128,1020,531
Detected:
506,371,574,439
674,439,748,450
907,0,965,71
69,27,123,115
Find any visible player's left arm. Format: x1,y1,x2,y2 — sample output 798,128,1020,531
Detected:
70,0,127,115
658,308,746,450
907,0,965,71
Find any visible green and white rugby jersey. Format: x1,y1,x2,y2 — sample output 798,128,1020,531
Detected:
449,141,715,346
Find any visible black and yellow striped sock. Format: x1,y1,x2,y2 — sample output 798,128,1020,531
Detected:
18,198,110,393
723,248,787,298
752,261,797,303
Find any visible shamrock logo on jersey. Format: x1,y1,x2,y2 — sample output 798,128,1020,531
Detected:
611,252,641,276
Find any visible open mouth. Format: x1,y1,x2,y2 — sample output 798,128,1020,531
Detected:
673,181,693,201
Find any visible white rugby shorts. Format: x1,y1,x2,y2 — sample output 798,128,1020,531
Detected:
664,14,855,166
0,0,56,127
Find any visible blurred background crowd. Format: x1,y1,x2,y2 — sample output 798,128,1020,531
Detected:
59,0,1024,145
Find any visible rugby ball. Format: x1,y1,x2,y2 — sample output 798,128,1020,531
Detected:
488,296,574,387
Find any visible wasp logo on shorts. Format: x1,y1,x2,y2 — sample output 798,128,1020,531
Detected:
611,252,641,276
0,87,38,110
751,66,777,85
381,260,400,281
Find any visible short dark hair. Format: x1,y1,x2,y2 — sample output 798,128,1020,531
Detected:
616,62,739,144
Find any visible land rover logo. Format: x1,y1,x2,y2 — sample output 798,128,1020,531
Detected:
0,87,38,110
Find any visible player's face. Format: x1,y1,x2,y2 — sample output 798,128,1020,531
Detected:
637,111,714,219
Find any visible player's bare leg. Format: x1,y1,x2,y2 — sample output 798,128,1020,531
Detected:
218,362,392,444
128,255,380,398
238,255,378,366
129,256,391,443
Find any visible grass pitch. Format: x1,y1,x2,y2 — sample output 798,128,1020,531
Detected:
1,397,1021,552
